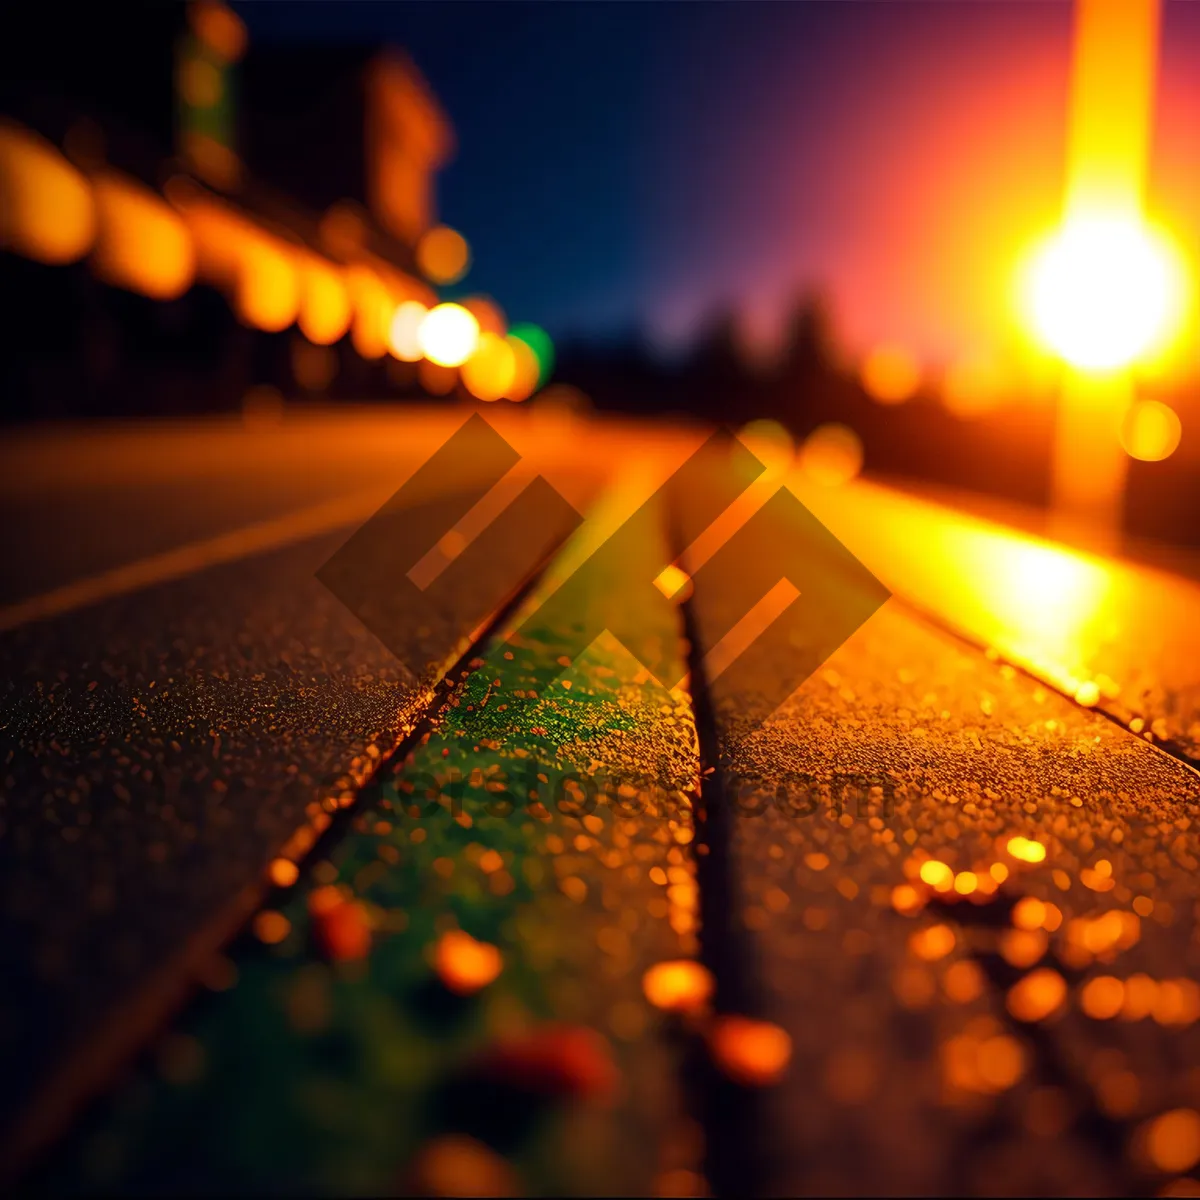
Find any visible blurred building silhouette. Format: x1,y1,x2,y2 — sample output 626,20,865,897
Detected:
0,0,452,421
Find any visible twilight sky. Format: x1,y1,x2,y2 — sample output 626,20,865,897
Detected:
239,1,1200,369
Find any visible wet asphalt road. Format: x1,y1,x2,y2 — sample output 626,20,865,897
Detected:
3,407,1200,1195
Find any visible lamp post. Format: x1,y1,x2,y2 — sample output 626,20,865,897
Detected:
1045,0,1162,550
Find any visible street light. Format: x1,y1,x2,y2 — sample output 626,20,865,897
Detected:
1031,0,1186,549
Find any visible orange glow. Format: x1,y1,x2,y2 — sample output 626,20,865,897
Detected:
504,335,541,401
462,296,506,337
708,1015,792,1087
918,860,954,891
297,255,351,345
346,265,392,359
642,959,714,1014
860,342,920,404
434,930,503,996
653,564,693,604
999,929,1048,969
418,360,458,396
90,173,195,300
1012,897,1048,931
1154,979,1200,1027
1006,836,1047,864
188,0,247,63
415,224,470,285
389,300,428,361
953,872,978,896
738,419,795,480
420,303,480,367
462,331,517,402
1025,216,1185,371
0,122,95,264
1121,399,1182,462
1144,1109,1200,1175
942,352,1005,419
1080,975,1125,1019
237,235,299,332
253,910,291,945
1006,967,1067,1022
310,893,372,962
798,424,863,487
909,924,956,962
268,858,299,888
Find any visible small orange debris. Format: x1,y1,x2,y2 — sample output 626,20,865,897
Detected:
976,1034,1026,1091
708,1015,792,1087
408,1133,518,1197
1080,975,1125,1020
478,848,504,874
919,860,954,891
476,1025,619,1102
909,923,956,962
1012,896,1047,930
954,871,978,896
1007,836,1047,864
268,858,299,888
434,930,503,996
891,883,923,915
999,929,1048,969
943,959,985,1004
310,891,372,962
1144,1109,1200,1174
253,910,290,945
642,959,714,1015
1007,968,1067,1022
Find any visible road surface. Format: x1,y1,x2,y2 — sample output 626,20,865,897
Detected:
3,405,1199,1196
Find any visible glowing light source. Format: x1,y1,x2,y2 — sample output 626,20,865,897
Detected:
798,423,863,487
236,234,299,332
0,122,95,264
297,256,351,345
91,173,195,300
433,930,502,995
415,224,470,285
1120,398,1182,462
345,265,391,359
1026,216,1182,371
642,959,713,1014
461,331,516,402
419,302,479,367
388,300,428,361
707,1015,792,1087
737,418,794,478
860,343,920,405
508,322,555,388
504,335,540,401
188,0,247,63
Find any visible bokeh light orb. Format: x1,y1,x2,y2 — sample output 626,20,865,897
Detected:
419,302,479,368
388,300,427,362
462,331,517,402
504,335,540,401
1120,399,1182,462
415,225,470,286
798,423,863,487
737,418,794,478
508,322,555,388
860,342,920,404
1026,216,1183,372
